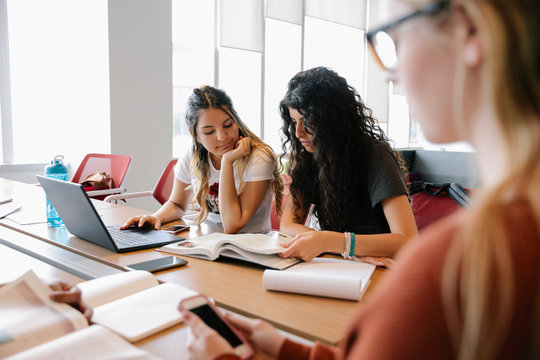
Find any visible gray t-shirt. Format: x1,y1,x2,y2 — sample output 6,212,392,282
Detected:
309,144,407,234
363,144,408,234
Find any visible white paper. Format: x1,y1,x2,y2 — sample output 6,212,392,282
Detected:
91,283,197,342
262,258,376,300
78,270,159,308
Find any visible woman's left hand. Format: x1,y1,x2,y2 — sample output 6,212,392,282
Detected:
356,256,395,269
279,231,328,261
223,137,251,163
181,310,235,360
49,282,93,321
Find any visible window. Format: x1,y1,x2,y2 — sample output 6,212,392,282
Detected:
264,18,302,151
171,0,215,158
219,47,262,135
5,0,109,164
171,1,370,155
303,17,366,97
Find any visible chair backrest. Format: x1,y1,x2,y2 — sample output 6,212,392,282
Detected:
71,153,132,189
153,159,178,205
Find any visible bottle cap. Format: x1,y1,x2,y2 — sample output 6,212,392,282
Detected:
52,155,64,165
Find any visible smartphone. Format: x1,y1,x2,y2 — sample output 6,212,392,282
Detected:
127,256,187,272
179,295,253,359
161,224,190,234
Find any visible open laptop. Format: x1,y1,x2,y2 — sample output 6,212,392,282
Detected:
36,175,183,253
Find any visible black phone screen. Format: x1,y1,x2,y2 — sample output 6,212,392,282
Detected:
190,304,242,347
127,256,187,272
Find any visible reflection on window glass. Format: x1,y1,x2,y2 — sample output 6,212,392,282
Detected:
7,0,109,164
219,47,262,135
304,16,365,97
264,19,302,153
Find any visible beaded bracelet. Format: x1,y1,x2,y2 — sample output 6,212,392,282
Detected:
349,232,356,258
342,232,356,260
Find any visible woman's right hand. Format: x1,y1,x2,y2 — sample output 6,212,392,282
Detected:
49,282,93,322
224,312,286,358
120,215,161,230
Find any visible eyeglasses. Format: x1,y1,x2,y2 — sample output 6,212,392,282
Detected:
366,1,451,71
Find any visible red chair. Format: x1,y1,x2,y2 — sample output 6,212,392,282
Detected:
104,159,178,205
71,153,132,200
410,183,474,231
411,191,462,230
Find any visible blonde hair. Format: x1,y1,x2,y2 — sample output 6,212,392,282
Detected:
430,1,540,359
186,86,284,225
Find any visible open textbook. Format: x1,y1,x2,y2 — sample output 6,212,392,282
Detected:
0,270,197,359
0,270,157,359
262,258,376,300
158,231,300,270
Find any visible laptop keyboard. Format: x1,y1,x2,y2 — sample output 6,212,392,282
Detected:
107,226,158,247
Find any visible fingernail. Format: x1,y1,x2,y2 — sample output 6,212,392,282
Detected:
377,262,384,266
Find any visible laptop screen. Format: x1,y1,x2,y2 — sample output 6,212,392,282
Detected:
37,175,118,251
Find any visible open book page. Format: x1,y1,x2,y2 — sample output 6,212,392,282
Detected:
91,282,197,342
158,233,224,260
0,271,88,357
158,231,292,260
78,270,159,308
262,258,376,300
6,325,159,360
220,247,300,270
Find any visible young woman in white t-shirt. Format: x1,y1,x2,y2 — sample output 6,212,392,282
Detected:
122,86,283,233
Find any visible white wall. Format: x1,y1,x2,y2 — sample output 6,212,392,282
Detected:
108,0,173,211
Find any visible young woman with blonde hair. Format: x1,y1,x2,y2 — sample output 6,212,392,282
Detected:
181,0,540,358
123,86,283,234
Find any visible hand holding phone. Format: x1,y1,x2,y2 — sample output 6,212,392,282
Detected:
179,295,253,359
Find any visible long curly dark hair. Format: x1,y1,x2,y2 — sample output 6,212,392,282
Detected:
280,67,407,232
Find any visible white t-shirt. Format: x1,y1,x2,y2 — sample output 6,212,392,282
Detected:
174,148,274,233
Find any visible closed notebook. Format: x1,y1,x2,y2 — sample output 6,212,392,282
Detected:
262,258,376,301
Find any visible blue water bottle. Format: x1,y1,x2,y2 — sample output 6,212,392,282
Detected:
44,155,69,227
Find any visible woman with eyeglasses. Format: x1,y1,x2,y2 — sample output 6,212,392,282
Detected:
277,66,418,264
181,0,540,358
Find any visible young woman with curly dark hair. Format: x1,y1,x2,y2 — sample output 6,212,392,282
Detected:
277,67,418,263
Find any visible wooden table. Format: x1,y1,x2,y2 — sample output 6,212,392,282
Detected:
0,178,387,350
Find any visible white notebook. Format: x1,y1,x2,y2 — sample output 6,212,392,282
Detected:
262,258,376,301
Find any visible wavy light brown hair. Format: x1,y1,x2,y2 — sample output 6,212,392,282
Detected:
185,85,283,225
